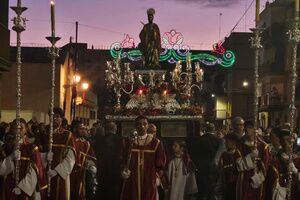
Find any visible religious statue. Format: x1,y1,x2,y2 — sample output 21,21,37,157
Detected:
138,8,161,68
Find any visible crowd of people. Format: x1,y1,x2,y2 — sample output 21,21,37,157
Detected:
0,109,300,200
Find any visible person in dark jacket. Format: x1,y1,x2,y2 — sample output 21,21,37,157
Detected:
101,121,122,200
195,122,221,200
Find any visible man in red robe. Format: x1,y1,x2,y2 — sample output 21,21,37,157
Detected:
47,107,76,200
265,129,300,200
236,120,271,200
0,119,46,200
218,133,242,200
120,115,168,200
70,120,97,200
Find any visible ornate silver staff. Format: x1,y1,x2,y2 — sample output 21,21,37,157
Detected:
46,0,60,196
250,0,263,149
10,0,27,185
286,1,300,199
120,130,138,200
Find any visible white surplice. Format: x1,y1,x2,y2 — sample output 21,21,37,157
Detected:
166,157,198,200
52,148,76,200
0,154,41,199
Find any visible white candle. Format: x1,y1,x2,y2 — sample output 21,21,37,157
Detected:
255,0,260,26
50,1,55,36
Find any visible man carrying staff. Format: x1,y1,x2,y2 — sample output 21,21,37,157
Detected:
265,129,300,200
120,115,168,200
70,120,97,200
236,120,271,200
47,107,76,200
0,119,45,200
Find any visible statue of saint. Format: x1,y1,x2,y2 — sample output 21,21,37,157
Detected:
138,8,161,68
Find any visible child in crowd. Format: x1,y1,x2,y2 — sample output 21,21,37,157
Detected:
165,140,198,200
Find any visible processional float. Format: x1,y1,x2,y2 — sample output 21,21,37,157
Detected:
106,30,235,120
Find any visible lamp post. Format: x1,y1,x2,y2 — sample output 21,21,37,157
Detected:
10,0,27,186
71,74,81,120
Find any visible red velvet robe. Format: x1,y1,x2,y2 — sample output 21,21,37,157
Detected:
236,137,271,200
70,137,96,200
121,137,168,200
219,149,242,200
0,141,46,200
266,154,300,200
48,130,76,200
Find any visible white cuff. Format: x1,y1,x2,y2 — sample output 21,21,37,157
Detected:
55,149,75,180
18,166,37,196
272,183,287,200
0,156,15,176
251,170,265,188
237,154,255,172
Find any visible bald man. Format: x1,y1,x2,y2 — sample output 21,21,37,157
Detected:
231,117,245,139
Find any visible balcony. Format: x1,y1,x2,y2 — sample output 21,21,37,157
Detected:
259,92,285,112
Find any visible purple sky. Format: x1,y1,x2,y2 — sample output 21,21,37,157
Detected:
9,0,268,50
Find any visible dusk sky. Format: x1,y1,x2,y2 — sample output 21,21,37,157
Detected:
9,0,268,50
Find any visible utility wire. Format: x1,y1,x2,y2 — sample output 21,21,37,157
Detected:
221,0,255,43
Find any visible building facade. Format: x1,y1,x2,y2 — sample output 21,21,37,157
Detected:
0,46,97,127
222,32,254,123
258,0,298,128
0,0,10,119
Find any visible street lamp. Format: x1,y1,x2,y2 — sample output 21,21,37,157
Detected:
69,74,89,120
74,74,81,84
211,94,216,98
81,82,89,90
243,81,249,87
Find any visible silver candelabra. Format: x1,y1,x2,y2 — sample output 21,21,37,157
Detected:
106,55,134,109
170,58,203,108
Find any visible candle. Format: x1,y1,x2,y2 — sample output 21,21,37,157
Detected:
50,1,55,37
255,0,260,27
295,0,299,18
